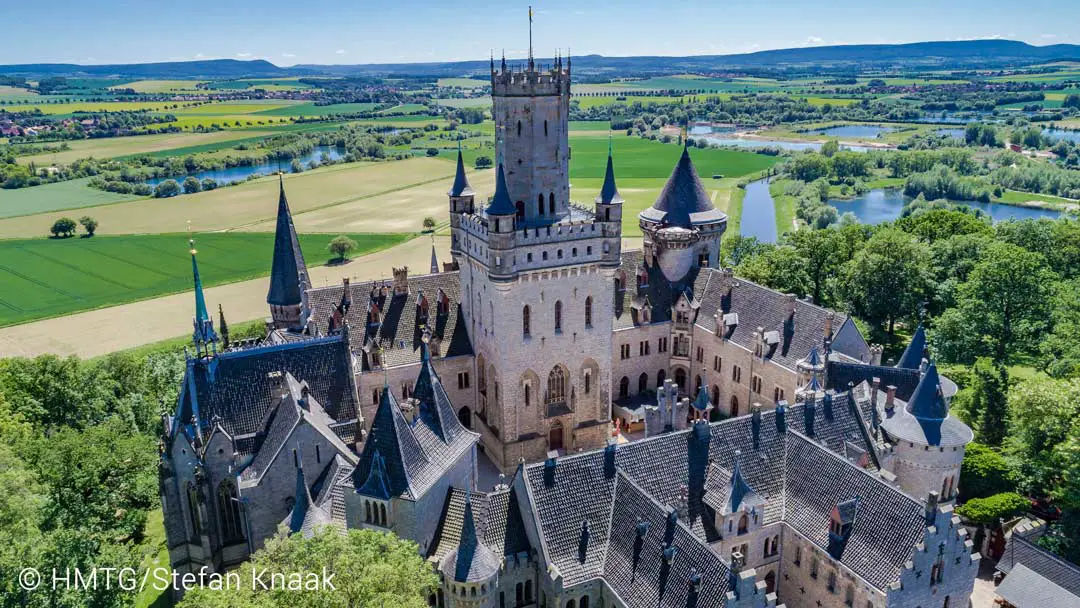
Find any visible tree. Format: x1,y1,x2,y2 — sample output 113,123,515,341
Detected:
422,216,437,231
426,147,439,157
201,177,218,191
784,228,841,306
959,443,1016,502
736,245,812,299
154,179,180,198
182,176,201,194
820,138,840,158
78,216,98,237
955,492,1029,525
1064,94,1080,110
49,217,77,238
327,235,358,262
474,155,492,169
837,228,933,340
178,528,438,608
933,242,1055,362
1006,376,1080,498
968,358,1009,446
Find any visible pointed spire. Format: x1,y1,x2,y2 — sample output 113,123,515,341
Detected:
486,163,517,216
218,304,229,349
430,241,440,274
189,238,218,350
642,145,716,229
897,324,927,369
596,137,623,206
448,143,474,198
267,173,310,310
442,492,499,583
728,457,756,514
908,362,949,420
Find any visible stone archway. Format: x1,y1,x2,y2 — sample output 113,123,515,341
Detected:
457,406,472,429
764,571,776,594
674,368,687,393
730,396,739,417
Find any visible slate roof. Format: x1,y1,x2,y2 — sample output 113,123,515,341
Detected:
428,487,532,562
351,364,478,501
596,151,623,205
999,533,1080,600
827,360,921,401
783,432,927,589
639,146,725,228
896,324,927,370
613,250,701,330
880,363,973,447
307,271,472,369
520,387,911,599
995,563,1080,608
177,334,358,453
448,147,474,198
439,495,502,582
267,176,309,307
486,163,517,216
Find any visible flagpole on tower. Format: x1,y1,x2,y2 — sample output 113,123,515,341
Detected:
528,6,534,71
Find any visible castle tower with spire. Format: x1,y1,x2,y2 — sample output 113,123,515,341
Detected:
267,175,312,332
449,21,621,472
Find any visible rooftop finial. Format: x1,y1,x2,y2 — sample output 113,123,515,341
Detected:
189,234,218,354
528,6,534,71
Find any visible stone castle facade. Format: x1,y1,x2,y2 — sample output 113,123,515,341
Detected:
160,36,979,608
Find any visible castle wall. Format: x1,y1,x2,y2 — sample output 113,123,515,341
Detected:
777,526,887,608
612,322,673,400
885,504,978,608
689,326,799,417
887,442,965,503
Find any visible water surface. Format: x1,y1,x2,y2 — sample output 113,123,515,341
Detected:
827,188,1064,224
740,179,778,243
147,145,344,190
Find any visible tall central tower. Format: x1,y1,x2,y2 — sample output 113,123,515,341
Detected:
449,33,621,473
490,52,571,223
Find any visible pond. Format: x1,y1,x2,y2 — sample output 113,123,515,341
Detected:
810,125,893,138
739,179,778,243
1042,128,1080,144
827,188,1064,225
147,145,345,190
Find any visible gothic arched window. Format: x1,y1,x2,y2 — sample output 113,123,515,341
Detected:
554,301,563,333
538,194,544,216
547,367,567,404
638,373,648,394
549,192,555,214
186,482,202,538
217,482,245,543
619,376,629,398
517,120,522,137
522,305,531,337
584,296,593,328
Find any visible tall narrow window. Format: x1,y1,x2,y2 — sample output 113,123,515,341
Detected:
517,120,522,136
549,193,555,214
619,376,629,398
538,194,544,216
584,297,593,328
554,301,563,333
218,482,245,543
525,383,531,407
523,305,531,337
544,120,548,136
186,482,202,538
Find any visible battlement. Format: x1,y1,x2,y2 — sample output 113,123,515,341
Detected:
491,65,570,97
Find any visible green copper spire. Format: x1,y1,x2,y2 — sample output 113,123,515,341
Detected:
190,238,218,351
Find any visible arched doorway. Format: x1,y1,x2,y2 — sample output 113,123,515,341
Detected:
548,421,564,451
695,375,703,392
674,368,687,393
657,369,666,389
730,396,739,417
764,571,776,594
638,373,648,394
458,406,472,429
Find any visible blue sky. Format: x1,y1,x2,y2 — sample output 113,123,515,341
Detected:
3,0,1078,66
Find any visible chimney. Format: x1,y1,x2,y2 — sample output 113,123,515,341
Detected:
869,344,883,366
775,400,788,433
543,450,558,486
392,266,409,297
925,491,939,525
604,438,618,479
636,518,651,539
822,391,834,421
871,377,881,409
751,404,762,449
299,383,310,410
785,293,797,318
578,520,591,564
885,385,897,413
804,397,816,437
824,312,834,339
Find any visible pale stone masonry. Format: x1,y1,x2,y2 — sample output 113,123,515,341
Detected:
160,31,979,608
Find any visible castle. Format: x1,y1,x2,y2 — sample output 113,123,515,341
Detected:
160,34,979,608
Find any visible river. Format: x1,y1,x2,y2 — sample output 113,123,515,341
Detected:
827,189,1064,224
146,145,345,190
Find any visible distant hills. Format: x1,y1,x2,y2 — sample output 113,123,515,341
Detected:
4,40,1080,79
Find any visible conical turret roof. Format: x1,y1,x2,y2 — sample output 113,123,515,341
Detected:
267,175,310,307
486,163,517,216
440,495,500,583
596,149,623,205
189,239,218,347
896,324,927,370
448,145,474,198
639,146,724,228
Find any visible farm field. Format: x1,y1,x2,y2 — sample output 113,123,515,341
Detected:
4,100,201,114
15,129,275,165
253,102,379,117
0,177,143,219
567,133,778,179
438,78,489,88
109,79,205,93
0,158,452,238
435,97,491,108
0,231,411,326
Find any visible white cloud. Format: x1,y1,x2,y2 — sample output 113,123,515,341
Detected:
194,52,207,59
806,36,824,45
335,49,346,55
1041,33,1058,39
236,52,253,58
282,52,296,58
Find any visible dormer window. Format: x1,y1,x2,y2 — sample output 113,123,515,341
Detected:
417,295,429,324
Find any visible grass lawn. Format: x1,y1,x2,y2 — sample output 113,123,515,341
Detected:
0,157,451,238
771,180,797,236
0,231,411,326
568,134,778,179
0,177,143,219
435,97,491,108
995,189,1079,210
134,508,171,608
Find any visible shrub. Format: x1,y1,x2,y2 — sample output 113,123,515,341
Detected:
474,155,493,169
78,216,98,237
426,147,440,157
955,492,1029,525
422,216,437,231
153,179,180,198
327,235,358,261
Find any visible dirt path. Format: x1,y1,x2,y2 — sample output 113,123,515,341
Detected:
0,236,447,359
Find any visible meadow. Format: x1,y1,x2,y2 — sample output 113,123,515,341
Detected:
0,231,411,326
3,101,201,114
0,178,143,218
15,129,275,165
109,79,206,93
253,102,379,117
438,78,489,88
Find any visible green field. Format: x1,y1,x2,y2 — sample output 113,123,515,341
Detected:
0,232,412,326
438,77,489,88
110,79,205,93
0,177,144,218
567,134,778,179
253,102,379,117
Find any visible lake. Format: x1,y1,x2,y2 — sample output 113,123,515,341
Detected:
740,179,778,243
936,128,966,139
147,145,345,190
828,188,1064,224
1042,128,1080,144
810,125,893,138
